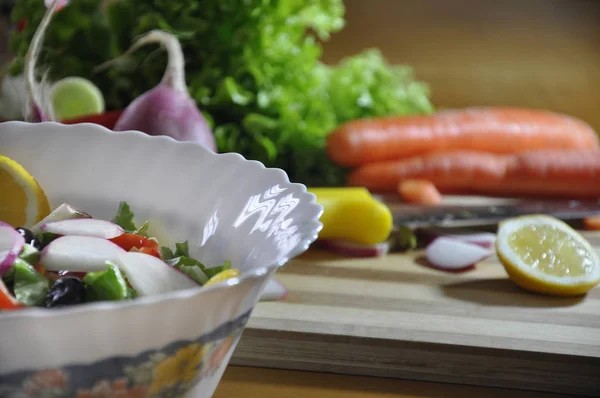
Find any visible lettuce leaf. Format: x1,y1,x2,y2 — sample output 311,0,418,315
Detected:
161,240,231,285
111,201,149,237
10,0,433,186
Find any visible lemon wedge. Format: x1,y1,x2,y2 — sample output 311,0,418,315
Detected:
0,155,50,228
204,268,241,287
496,215,600,296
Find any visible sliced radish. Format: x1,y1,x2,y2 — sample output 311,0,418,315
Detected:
317,239,390,258
425,237,493,272
0,222,25,275
115,252,198,296
31,203,91,234
448,233,497,249
260,278,288,302
41,236,126,272
41,219,124,239
415,228,497,249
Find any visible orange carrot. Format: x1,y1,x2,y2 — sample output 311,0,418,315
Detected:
327,107,599,167
348,149,600,198
349,151,510,192
583,216,600,231
398,179,442,205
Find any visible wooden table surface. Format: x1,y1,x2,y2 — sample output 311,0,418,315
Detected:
214,366,578,398
217,1,600,395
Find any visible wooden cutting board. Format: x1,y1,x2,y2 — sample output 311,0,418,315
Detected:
230,223,600,396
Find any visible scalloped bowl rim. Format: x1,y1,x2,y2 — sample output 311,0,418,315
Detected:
0,121,324,320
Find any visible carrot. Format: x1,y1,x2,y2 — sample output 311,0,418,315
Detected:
398,179,442,205
327,107,599,167
349,151,511,192
583,216,600,231
348,149,600,198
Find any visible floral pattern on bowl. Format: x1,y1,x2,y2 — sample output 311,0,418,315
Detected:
0,310,250,398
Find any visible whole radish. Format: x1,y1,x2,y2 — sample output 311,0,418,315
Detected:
111,30,216,151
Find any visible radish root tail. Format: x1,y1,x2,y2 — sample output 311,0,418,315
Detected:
24,0,61,122
93,30,187,93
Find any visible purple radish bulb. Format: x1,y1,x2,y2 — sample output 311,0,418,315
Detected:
112,30,216,151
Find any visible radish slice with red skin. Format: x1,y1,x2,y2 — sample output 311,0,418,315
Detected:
31,203,91,235
425,237,493,271
415,228,496,249
0,222,25,275
115,252,198,296
447,233,497,249
41,236,126,272
260,278,288,301
317,239,390,258
41,219,124,239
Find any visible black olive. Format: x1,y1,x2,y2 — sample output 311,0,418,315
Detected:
44,276,86,308
15,227,43,251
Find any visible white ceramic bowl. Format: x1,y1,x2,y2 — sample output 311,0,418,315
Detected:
0,121,323,398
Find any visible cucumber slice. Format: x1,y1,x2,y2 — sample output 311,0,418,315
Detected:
50,77,105,121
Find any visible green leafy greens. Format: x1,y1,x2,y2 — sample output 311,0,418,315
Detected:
84,261,135,301
111,201,231,284
112,201,149,237
161,240,231,285
10,0,434,185
11,258,50,307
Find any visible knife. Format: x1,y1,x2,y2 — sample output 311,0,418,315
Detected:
380,197,600,228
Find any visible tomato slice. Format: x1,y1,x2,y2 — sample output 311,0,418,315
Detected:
110,233,159,252
0,279,23,311
138,247,161,259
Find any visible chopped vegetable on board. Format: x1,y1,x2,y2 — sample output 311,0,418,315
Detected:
309,187,393,246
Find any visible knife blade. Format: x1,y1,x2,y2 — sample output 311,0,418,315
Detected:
382,198,600,228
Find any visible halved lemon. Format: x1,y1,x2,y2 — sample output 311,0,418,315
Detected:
0,155,50,228
496,215,600,296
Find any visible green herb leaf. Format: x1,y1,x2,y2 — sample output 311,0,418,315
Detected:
111,201,149,237
166,256,209,285
205,260,232,279
111,201,136,231
133,221,150,237
174,241,190,257
160,246,175,261
161,239,231,284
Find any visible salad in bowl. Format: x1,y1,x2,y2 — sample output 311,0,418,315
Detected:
0,121,323,398
1,201,237,310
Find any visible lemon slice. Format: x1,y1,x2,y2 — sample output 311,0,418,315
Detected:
0,155,50,228
50,77,105,121
496,215,600,296
204,268,241,287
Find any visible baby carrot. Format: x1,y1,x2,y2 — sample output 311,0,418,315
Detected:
397,179,443,205
327,107,599,167
583,216,600,231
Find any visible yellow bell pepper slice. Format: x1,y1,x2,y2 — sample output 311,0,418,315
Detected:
309,187,393,245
